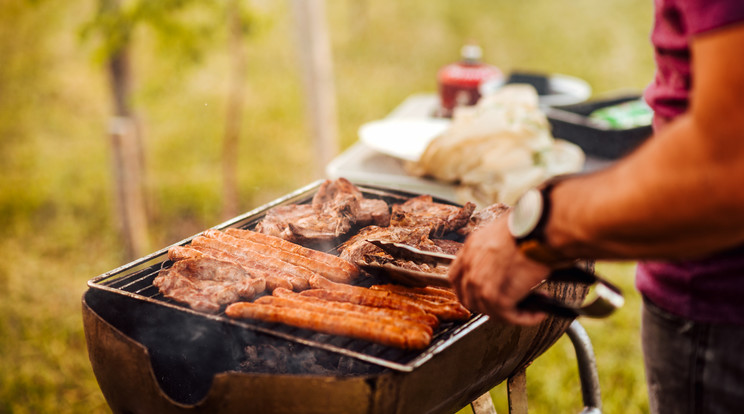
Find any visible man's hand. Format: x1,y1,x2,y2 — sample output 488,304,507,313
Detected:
448,215,552,325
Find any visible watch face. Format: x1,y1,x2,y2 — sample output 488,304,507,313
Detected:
507,188,543,239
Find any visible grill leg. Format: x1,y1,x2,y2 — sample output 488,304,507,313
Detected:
566,320,602,414
470,391,498,414
473,321,602,414
507,369,528,414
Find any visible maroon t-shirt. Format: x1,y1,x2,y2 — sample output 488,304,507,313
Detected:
637,0,744,324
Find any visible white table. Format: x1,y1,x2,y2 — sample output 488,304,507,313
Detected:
326,94,615,202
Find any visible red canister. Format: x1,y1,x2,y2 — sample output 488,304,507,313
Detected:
436,44,503,117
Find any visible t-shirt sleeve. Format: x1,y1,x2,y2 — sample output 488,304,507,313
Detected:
682,0,744,35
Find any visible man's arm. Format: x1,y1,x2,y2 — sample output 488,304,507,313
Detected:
548,22,744,261
449,23,744,324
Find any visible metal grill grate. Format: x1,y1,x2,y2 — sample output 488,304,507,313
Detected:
87,181,487,372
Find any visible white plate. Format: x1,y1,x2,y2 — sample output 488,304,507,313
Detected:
358,118,451,162
539,74,592,107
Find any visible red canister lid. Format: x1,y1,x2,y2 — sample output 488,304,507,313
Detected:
437,45,503,117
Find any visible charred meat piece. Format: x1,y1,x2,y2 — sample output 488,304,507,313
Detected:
272,287,439,329
255,178,390,242
153,257,266,313
457,203,510,236
433,239,463,255
225,301,432,350
390,195,476,237
224,228,360,281
255,180,359,243
257,289,434,335
168,244,295,292
256,202,354,243
194,231,313,291
204,229,355,285
338,225,460,277
358,198,391,227
305,275,470,322
338,226,439,265
254,204,315,241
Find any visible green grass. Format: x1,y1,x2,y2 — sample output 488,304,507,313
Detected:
1,0,653,412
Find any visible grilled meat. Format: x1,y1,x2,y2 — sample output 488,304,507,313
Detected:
255,178,390,242
358,198,391,227
390,195,476,237
370,284,471,319
432,239,463,255
224,228,360,281
370,284,459,302
225,301,432,350
272,287,439,329
338,225,459,276
338,226,438,263
191,234,310,291
254,204,316,241
153,257,266,313
204,229,353,285
257,289,434,335
306,275,470,321
168,245,294,292
457,203,510,236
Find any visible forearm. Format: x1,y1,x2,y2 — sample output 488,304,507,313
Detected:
542,22,744,262
547,114,744,260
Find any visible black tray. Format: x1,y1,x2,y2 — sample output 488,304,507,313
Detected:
547,95,653,159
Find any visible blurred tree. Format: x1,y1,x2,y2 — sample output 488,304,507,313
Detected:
291,0,340,177
81,0,257,254
221,0,254,220
88,0,150,260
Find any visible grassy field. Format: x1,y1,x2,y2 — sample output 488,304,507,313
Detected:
1,0,654,412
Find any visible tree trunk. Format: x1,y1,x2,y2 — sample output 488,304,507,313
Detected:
221,0,246,220
291,0,339,178
107,20,149,260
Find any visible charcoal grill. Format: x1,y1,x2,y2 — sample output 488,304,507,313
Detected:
83,181,600,413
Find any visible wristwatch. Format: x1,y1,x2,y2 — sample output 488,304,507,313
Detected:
507,180,572,267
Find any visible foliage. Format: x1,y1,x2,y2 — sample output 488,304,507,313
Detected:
0,0,654,412
79,0,261,65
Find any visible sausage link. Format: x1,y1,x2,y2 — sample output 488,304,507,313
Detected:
191,236,307,291
255,293,433,336
225,228,359,282
225,301,431,350
270,288,438,330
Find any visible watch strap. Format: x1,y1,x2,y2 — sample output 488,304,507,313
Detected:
514,177,575,268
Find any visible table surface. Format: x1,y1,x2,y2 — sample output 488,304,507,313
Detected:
326,94,615,202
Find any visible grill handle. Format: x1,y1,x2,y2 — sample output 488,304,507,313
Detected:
517,266,624,319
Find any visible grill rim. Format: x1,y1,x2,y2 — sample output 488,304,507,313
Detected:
87,180,487,372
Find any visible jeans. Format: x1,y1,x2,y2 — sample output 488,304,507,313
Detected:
642,298,744,414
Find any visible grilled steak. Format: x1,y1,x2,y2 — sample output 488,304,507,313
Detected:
338,225,458,276
457,203,510,236
390,195,476,237
358,198,391,227
153,257,266,313
255,178,390,242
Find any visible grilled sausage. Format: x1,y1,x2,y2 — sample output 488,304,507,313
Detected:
225,301,432,350
203,230,320,289
308,275,469,321
255,293,433,336
170,244,294,292
191,235,309,291
370,284,459,301
271,288,438,330
224,228,360,282
370,285,471,319
300,288,430,315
